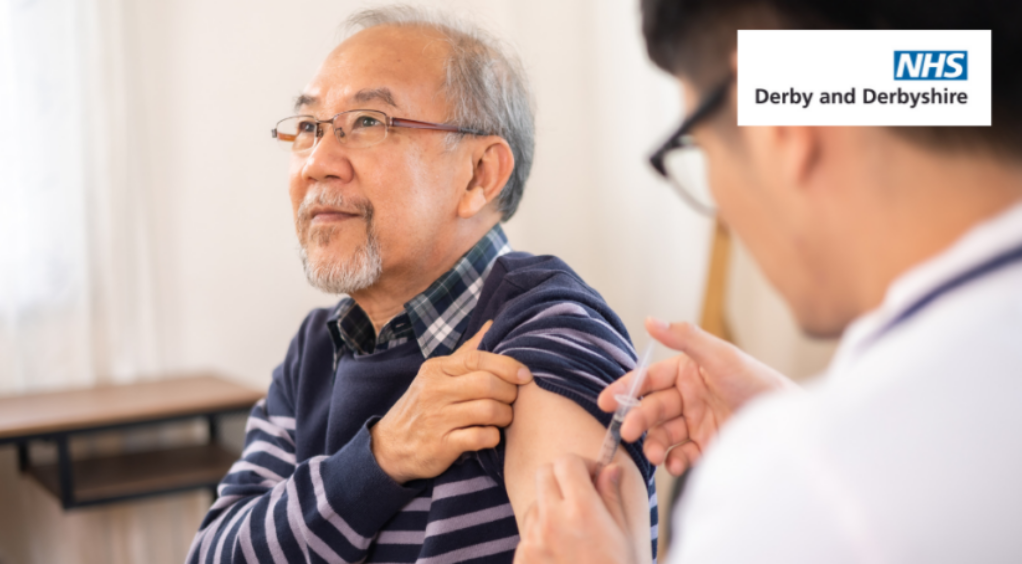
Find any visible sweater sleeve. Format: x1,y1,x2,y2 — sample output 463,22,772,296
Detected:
186,322,423,563
469,263,656,486
491,298,653,481
473,269,660,560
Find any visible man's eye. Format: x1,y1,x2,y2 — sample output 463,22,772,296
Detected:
354,115,382,128
297,121,318,133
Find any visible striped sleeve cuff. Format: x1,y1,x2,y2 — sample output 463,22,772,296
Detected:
318,417,427,536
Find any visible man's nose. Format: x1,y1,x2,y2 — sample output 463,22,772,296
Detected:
300,126,355,183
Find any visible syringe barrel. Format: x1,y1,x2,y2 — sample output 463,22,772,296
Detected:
594,395,642,475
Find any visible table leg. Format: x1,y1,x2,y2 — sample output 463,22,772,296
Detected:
17,441,29,472
207,414,220,445
56,435,76,509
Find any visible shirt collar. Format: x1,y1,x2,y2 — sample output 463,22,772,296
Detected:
328,224,511,361
829,200,1022,376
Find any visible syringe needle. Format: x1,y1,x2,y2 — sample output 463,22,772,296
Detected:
593,342,655,477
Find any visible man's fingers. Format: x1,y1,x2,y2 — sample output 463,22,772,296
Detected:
645,318,736,374
456,320,493,355
445,425,501,453
449,399,514,428
618,388,684,443
447,320,533,384
454,371,519,404
445,349,532,385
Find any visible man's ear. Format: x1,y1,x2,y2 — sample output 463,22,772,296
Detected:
458,137,515,219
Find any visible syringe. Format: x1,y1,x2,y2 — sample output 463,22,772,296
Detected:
593,342,655,477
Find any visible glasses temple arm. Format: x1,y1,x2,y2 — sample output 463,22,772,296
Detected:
390,117,486,136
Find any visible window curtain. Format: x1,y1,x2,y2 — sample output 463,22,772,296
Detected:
0,1,205,562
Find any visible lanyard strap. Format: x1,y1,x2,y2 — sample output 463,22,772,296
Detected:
878,242,1022,337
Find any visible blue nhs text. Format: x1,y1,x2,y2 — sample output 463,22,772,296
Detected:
894,51,967,80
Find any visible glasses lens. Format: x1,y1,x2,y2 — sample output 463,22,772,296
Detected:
275,116,319,152
662,138,715,214
335,110,388,149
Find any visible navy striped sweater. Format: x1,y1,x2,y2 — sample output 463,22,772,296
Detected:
188,252,658,563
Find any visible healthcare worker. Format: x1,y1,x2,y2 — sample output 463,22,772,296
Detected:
512,0,1022,562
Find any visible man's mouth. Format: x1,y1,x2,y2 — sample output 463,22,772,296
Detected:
296,192,376,249
308,208,361,225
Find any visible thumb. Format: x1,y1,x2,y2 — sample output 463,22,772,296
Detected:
645,318,733,373
455,320,493,355
595,464,629,531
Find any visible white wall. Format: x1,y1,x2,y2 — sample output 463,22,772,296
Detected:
134,0,711,389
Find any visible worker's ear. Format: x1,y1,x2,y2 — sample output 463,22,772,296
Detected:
727,49,822,196
776,126,823,192
740,124,823,201
458,137,515,219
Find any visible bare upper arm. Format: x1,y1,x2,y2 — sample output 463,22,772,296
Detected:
504,381,652,563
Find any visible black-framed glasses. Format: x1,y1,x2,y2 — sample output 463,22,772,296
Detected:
272,109,487,153
649,76,732,216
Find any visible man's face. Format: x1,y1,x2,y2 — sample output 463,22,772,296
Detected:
679,78,859,338
290,26,477,295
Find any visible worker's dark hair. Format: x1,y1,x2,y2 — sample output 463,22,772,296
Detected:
641,0,1022,157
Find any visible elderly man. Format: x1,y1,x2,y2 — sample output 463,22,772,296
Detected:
187,7,655,564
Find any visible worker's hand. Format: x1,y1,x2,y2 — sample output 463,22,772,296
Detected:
599,319,798,476
514,455,637,564
371,321,533,484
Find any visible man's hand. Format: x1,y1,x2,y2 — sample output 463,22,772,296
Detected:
514,456,636,564
598,318,798,476
371,321,533,483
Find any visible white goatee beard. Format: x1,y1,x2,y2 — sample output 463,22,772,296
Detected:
296,190,383,295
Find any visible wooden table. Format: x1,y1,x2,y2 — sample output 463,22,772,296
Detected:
0,374,264,509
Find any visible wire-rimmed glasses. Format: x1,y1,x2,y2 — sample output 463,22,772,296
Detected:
272,109,486,152
649,76,732,216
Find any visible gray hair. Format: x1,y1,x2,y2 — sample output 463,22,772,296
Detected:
344,6,535,220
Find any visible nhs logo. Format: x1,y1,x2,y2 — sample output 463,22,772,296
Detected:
894,51,968,80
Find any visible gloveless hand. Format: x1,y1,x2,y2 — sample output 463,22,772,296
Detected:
514,456,636,564
371,321,533,483
599,319,799,476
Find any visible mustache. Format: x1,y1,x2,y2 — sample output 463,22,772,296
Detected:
296,190,375,231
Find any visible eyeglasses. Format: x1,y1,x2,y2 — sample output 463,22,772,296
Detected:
272,109,486,152
649,76,732,216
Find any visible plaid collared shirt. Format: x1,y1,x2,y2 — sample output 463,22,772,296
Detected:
327,225,511,362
